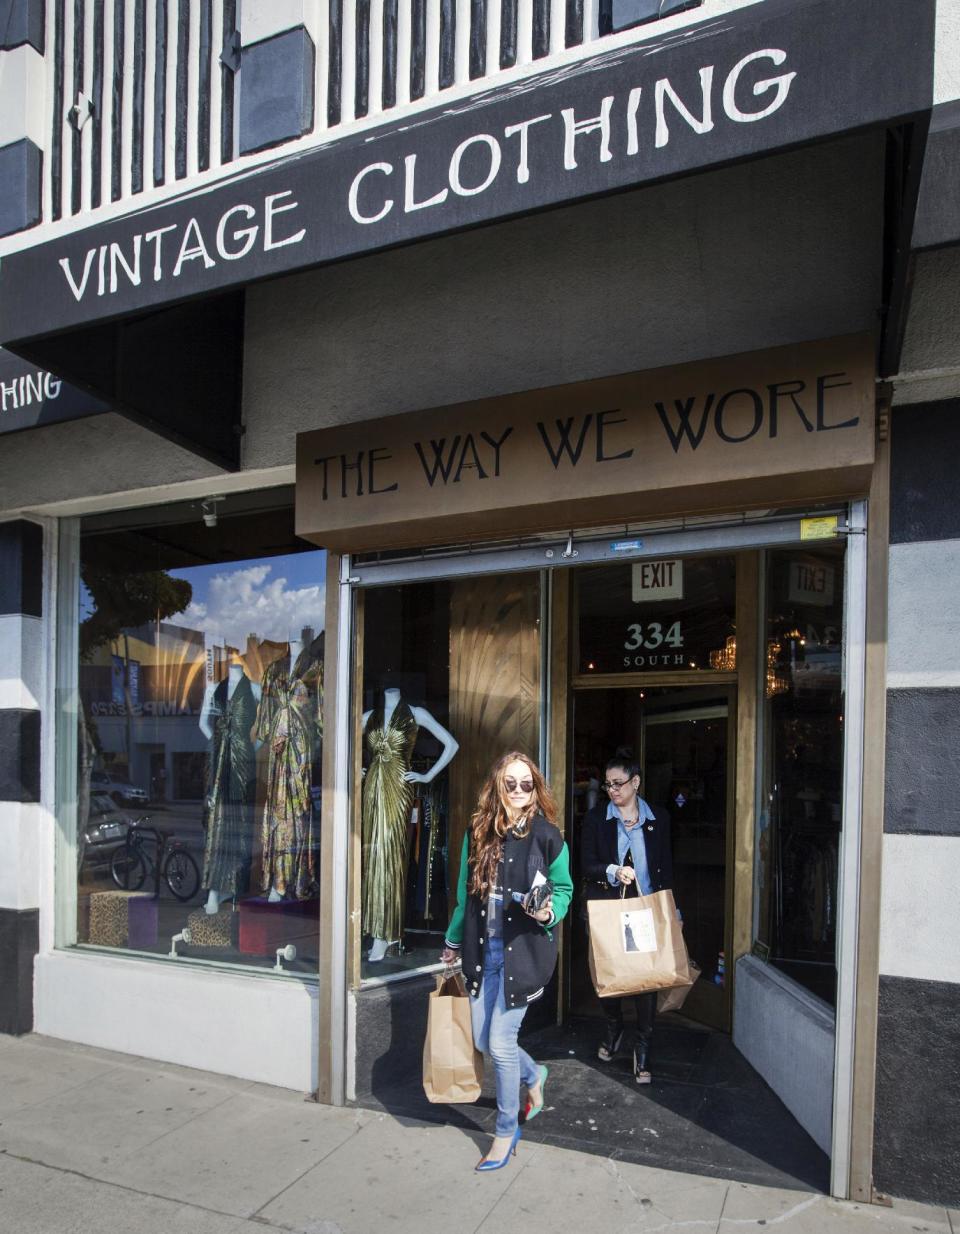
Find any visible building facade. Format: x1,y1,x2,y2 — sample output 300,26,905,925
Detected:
0,0,958,1208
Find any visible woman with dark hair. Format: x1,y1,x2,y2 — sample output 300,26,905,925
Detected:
580,747,674,1084
441,751,573,1172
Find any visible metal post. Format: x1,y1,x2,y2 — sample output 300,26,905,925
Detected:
317,552,354,1105
830,500,869,1197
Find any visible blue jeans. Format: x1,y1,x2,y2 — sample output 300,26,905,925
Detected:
471,934,540,1136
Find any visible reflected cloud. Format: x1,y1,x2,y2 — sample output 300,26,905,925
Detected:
169,562,324,651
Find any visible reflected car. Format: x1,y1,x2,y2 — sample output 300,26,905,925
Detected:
79,792,129,874
91,769,149,806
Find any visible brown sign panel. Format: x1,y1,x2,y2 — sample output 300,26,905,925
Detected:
295,335,876,552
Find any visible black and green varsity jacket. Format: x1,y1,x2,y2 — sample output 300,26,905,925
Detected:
444,813,573,1008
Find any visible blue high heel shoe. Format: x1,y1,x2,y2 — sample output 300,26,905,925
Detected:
523,1064,549,1123
475,1126,522,1172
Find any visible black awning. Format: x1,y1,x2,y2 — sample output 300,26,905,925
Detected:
0,0,935,468
913,100,960,252
0,347,110,435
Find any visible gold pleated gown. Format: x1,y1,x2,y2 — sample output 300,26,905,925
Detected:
361,700,418,941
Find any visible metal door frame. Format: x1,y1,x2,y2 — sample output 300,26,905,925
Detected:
330,505,867,1193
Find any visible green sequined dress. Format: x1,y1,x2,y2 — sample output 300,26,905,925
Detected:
202,674,258,897
361,700,418,940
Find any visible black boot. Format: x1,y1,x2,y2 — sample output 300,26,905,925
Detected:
598,1019,624,1062
633,1041,652,1084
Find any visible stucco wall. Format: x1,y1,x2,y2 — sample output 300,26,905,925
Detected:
937,0,960,105
0,414,222,519
241,134,884,472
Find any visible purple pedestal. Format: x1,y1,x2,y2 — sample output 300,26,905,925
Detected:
127,894,159,949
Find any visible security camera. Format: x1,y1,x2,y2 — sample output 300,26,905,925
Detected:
201,497,225,528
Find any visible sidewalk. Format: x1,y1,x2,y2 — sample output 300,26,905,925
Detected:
0,1033,954,1234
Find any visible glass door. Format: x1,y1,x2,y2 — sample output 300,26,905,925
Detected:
569,684,734,1030
643,699,732,1029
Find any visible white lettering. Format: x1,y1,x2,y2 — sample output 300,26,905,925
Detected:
264,190,306,250
449,133,502,197
97,244,107,296
404,153,449,212
561,96,614,170
216,204,259,259
173,218,216,277
144,224,178,281
24,372,43,403
626,87,643,156
60,248,97,302
43,373,62,399
0,380,18,411
109,236,142,293
503,113,552,184
655,67,715,148
348,162,395,224
723,49,796,123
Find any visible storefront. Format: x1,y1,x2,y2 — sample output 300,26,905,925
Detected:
2,0,955,1209
295,332,875,1159
36,326,877,1179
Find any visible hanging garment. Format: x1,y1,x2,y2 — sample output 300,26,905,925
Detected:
202,674,258,897
293,637,325,773
361,699,418,941
254,652,321,899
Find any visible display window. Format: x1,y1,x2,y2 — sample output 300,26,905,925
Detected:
356,572,543,981
575,555,737,675
755,544,845,1004
62,490,325,975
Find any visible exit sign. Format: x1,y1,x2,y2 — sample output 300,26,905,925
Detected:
632,559,684,602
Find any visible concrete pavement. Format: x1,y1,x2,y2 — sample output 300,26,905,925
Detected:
0,1032,954,1234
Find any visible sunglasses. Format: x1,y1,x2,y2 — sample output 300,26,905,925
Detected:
504,777,534,793
603,777,637,791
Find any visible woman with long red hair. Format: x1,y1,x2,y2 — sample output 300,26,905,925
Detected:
441,751,573,1171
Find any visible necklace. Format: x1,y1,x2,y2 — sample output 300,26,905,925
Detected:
509,811,530,838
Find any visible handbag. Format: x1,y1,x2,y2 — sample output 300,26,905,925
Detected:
422,968,484,1103
587,884,694,998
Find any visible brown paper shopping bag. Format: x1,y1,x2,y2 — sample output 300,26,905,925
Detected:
422,970,484,1103
657,959,702,1013
587,888,694,998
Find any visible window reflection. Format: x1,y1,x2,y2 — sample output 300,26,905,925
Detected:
73,498,325,974
756,547,844,1004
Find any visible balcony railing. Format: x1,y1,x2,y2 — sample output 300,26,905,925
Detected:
40,0,703,227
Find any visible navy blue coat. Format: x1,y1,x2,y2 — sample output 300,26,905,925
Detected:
579,801,674,905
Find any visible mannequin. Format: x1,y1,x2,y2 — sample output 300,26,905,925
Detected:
361,687,459,962
199,658,261,915
254,634,322,903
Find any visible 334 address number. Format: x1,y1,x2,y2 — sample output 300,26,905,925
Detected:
624,621,684,651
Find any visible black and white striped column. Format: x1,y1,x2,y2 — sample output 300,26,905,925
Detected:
0,1,45,237
873,400,960,1206
0,520,43,1035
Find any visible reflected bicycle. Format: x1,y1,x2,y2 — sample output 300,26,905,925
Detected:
110,817,200,902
